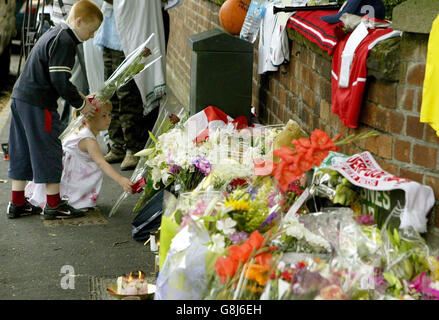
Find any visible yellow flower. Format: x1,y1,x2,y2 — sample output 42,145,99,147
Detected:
425,256,439,281
225,200,250,211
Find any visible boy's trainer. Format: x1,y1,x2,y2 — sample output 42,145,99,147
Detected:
7,200,43,219
43,200,85,220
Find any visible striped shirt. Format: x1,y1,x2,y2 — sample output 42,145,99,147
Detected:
12,23,85,111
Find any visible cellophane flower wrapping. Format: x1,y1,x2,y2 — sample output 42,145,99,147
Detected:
59,33,162,143
155,191,224,300
109,96,188,216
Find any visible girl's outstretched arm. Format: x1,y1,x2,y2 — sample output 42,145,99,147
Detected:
79,138,133,193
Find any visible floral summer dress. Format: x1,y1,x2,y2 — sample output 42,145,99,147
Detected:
26,127,103,209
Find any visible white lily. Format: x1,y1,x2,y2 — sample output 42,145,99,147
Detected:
209,233,226,253
135,147,154,157
216,217,237,235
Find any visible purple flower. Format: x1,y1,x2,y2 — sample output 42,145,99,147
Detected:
248,186,257,200
170,165,181,175
259,211,280,229
192,157,211,175
228,231,249,244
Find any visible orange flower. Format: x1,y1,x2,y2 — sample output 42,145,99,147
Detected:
215,256,239,283
245,263,271,286
215,230,271,282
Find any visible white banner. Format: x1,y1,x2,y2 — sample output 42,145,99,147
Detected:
325,152,434,233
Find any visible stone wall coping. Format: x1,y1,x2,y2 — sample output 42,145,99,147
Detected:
392,0,439,34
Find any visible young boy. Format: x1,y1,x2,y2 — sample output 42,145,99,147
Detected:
7,0,103,220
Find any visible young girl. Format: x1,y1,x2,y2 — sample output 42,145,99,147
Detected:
25,102,133,212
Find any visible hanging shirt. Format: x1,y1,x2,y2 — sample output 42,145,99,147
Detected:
258,2,291,74
420,14,439,136
26,127,104,209
93,2,123,51
331,27,402,128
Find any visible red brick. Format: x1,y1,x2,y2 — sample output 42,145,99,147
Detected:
425,175,439,202
394,139,411,163
376,159,399,176
359,102,389,131
416,89,423,113
289,77,300,96
314,56,332,79
389,111,405,135
279,85,287,106
406,63,426,87
301,86,316,109
375,135,393,160
412,144,438,169
287,94,299,114
406,115,424,140
425,125,439,144
399,168,424,184
319,99,331,122
397,86,415,111
318,77,332,103
366,81,397,109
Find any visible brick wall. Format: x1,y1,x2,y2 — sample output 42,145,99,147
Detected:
166,0,439,230
166,0,222,108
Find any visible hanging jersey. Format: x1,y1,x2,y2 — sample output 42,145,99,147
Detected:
331,28,402,128
287,10,342,56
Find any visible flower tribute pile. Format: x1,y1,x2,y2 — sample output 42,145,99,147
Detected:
131,106,438,300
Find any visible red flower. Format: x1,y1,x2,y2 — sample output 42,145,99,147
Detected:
228,242,253,263
255,252,272,268
281,270,293,282
271,129,341,192
247,230,265,250
273,146,297,163
215,256,239,283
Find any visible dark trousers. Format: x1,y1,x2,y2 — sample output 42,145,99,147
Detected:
103,47,157,154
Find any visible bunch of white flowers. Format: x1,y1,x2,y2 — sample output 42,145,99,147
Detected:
283,215,331,252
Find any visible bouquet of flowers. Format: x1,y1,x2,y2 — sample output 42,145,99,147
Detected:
59,33,162,143
108,97,188,216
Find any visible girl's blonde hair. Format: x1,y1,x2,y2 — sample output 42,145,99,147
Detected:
66,0,103,25
73,100,112,132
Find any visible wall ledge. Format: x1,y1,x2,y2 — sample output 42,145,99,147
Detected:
392,0,439,34
286,27,401,82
